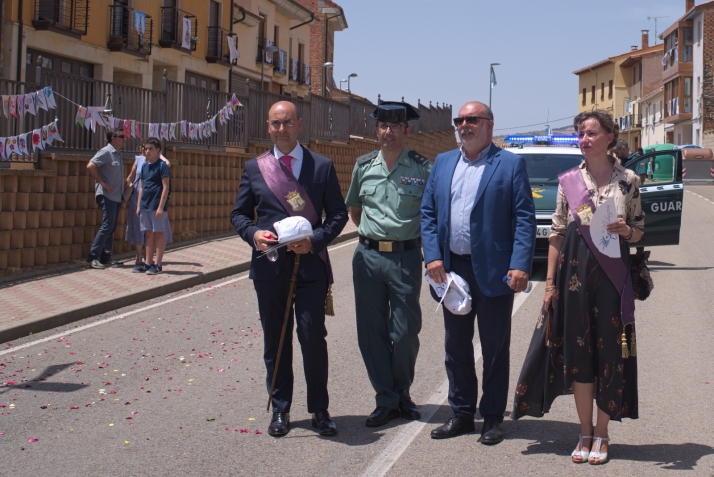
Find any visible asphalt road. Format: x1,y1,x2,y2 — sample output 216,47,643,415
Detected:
1,185,713,476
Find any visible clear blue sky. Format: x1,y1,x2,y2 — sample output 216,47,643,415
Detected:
332,0,686,134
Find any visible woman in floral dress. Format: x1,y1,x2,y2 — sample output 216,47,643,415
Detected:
512,110,645,465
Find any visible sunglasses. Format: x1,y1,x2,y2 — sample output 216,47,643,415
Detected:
453,116,490,127
114,134,126,139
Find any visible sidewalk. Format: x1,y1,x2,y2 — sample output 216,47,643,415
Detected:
0,221,358,344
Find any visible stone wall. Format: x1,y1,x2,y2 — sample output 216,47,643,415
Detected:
0,130,457,276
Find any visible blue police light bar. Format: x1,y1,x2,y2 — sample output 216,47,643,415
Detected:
504,135,579,146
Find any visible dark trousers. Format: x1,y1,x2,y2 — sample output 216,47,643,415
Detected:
254,253,329,413
443,253,514,422
88,195,120,263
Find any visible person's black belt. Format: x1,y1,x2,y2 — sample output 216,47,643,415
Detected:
450,251,471,260
359,235,420,253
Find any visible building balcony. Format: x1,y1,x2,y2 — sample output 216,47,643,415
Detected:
206,26,235,66
107,5,152,58
32,0,89,39
273,50,287,77
159,7,197,52
256,38,274,65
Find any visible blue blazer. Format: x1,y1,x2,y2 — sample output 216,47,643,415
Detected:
421,144,536,297
231,146,348,281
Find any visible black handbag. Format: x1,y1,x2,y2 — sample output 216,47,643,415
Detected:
630,249,654,301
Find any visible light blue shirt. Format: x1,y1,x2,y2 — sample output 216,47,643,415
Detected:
274,142,304,179
449,145,490,255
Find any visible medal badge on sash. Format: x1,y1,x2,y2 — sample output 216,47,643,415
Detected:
285,190,306,212
576,203,593,226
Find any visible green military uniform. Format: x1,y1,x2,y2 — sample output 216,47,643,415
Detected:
345,147,432,410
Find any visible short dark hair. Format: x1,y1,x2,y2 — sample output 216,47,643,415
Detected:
106,129,118,143
615,139,629,150
573,110,619,149
143,137,162,151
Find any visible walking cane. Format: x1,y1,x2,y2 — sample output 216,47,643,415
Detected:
266,253,301,412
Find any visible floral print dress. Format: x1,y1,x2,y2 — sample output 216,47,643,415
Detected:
512,161,644,422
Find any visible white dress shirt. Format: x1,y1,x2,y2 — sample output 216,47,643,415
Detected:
274,142,304,179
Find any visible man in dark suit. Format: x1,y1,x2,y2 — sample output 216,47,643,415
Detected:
421,101,536,444
231,101,348,437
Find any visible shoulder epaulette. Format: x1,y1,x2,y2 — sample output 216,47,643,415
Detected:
408,150,430,165
356,150,379,166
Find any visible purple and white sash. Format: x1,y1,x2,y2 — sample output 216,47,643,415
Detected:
558,167,635,324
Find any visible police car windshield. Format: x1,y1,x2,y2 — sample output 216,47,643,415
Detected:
523,154,584,185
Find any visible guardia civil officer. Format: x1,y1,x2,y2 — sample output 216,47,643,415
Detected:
345,102,431,427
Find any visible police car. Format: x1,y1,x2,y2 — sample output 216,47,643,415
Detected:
505,135,686,259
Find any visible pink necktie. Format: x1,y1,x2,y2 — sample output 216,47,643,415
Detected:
280,155,293,175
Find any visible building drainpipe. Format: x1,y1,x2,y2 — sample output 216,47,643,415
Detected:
17,0,23,82
322,9,343,97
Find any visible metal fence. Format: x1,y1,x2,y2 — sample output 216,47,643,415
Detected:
0,67,453,165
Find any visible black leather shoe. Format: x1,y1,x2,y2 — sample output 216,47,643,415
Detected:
312,409,337,436
399,399,421,420
365,406,400,427
430,413,475,439
268,412,290,437
480,418,504,445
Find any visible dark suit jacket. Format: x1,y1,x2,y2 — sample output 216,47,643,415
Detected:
231,145,348,281
421,144,536,297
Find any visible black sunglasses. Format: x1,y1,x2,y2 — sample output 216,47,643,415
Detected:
114,134,126,139
453,116,490,127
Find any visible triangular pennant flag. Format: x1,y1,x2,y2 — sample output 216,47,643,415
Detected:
188,123,195,139
44,86,57,109
18,133,29,156
75,106,86,127
160,123,169,140
148,123,157,138
218,109,225,126
113,117,122,130
32,129,43,151
169,122,176,140
123,119,132,138
9,96,17,118
17,95,25,118
230,94,243,110
210,115,217,133
134,121,142,140
25,93,37,116
48,121,61,143
41,126,49,147
6,136,18,158
0,138,6,160
2,96,9,118
36,90,49,111
181,120,187,138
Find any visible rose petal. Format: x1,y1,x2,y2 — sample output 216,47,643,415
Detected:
28,438,38,442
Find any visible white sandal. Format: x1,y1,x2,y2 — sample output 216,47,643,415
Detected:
589,436,610,465
571,435,592,463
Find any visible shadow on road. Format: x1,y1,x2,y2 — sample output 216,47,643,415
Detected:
285,415,414,446
0,363,89,395
510,419,713,470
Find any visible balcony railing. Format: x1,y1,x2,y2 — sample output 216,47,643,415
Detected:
159,7,197,51
273,50,287,76
206,26,235,65
108,5,153,57
33,0,89,37
256,38,274,64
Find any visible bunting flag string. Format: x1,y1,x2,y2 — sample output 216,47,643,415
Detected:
1,86,58,119
0,119,62,161
70,94,243,141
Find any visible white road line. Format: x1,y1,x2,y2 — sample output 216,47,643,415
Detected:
359,280,540,477
0,239,360,357
686,190,714,204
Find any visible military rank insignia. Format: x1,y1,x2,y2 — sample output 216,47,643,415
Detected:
400,176,425,186
576,203,593,226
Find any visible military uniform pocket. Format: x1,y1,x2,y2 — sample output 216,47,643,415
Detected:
397,185,424,218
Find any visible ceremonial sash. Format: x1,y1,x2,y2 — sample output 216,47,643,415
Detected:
256,148,333,284
558,167,635,324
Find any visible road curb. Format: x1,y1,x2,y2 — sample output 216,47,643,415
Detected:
0,231,359,345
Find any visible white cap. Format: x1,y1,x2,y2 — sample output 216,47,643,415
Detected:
424,270,472,315
274,216,313,244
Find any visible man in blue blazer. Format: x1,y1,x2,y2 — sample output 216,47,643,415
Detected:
231,101,348,437
421,101,535,443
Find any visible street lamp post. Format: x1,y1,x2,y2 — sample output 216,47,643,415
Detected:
489,63,500,109
339,79,347,101
347,73,358,94
260,44,279,91
322,62,334,97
